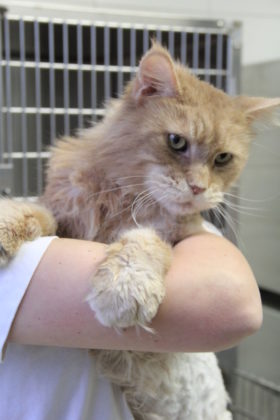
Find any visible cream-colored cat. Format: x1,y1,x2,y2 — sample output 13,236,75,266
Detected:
0,43,279,419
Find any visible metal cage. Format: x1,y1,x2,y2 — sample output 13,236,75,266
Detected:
224,369,280,420
0,11,241,199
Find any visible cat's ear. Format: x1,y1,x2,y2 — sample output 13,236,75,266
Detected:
234,96,280,125
132,44,180,103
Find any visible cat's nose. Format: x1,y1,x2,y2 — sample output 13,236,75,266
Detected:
189,184,206,195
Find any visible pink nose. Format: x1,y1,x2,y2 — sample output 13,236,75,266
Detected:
189,185,206,195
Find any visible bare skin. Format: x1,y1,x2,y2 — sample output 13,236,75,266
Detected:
8,233,262,353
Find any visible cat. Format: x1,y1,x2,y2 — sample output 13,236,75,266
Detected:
0,43,279,419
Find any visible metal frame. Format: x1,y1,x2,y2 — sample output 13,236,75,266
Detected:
0,10,242,200
224,368,280,420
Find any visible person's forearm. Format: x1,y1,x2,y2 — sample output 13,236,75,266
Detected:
8,235,262,352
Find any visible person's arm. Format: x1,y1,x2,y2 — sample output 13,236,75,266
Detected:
8,234,262,353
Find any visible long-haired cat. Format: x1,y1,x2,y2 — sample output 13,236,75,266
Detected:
1,43,279,419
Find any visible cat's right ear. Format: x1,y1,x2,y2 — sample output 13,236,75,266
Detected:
132,45,181,103
233,96,280,125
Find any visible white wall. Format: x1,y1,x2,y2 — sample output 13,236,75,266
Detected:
4,0,280,66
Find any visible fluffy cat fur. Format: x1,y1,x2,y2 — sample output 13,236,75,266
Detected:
0,43,280,419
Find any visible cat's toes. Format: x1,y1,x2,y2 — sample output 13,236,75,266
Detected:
87,260,164,329
87,231,171,329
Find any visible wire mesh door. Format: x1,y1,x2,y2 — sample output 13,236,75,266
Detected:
0,12,240,199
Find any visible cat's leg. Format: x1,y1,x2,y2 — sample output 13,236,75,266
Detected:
0,199,57,266
87,227,172,329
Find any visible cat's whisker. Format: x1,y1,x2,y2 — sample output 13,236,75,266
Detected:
222,199,265,218
215,204,240,244
223,199,264,211
131,213,141,228
225,205,265,216
132,192,169,228
133,188,167,220
132,195,152,220
223,191,280,204
131,190,149,217
131,188,160,222
131,188,159,227
215,204,236,223
143,192,170,213
134,194,155,217
224,199,260,209
212,206,248,242
101,187,159,222
218,204,248,251
223,205,246,225
87,184,141,200
106,202,133,220
132,189,156,211
211,208,227,234
225,207,263,218
116,175,158,181
86,181,160,201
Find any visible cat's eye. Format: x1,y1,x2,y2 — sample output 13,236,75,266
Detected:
167,133,188,152
214,153,233,167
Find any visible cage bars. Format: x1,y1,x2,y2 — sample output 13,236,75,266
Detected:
0,15,236,197
117,26,123,96
19,18,28,197
77,23,84,129
4,17,12,165
48,20,56,145
90,25,97,123
227,368,280,420
0,17,3,164
63,22,70,135
34,19,43,194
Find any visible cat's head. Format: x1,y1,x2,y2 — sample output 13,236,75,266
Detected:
105,43,280,216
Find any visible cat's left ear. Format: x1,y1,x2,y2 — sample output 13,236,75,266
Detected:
234,96,280,124
132,44,181,103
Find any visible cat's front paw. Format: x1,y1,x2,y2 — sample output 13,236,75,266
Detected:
0,209,41,266
87,228,172,330
0,199,57,266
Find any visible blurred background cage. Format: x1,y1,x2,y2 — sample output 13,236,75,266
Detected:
0,5,279,419
224,369,280,420
0,9,240,200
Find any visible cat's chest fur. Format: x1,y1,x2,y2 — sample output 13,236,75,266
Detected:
48,182,203,245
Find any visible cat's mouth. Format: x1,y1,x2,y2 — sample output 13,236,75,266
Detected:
160,189,222,215
144,168,223,215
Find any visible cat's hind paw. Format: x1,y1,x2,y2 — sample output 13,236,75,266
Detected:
87,227,172,330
